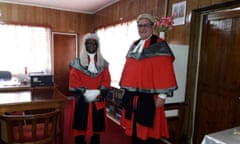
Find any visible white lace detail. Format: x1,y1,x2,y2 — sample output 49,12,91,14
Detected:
88,53,98,73
132,40,145,54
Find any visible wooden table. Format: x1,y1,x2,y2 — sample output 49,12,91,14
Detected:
0,79,31,92
0,87,67,144
201,127,240,144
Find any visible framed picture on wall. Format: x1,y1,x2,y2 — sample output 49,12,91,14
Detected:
172,1,187,26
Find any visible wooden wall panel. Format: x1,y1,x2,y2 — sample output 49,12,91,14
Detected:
0,0,234,44
94,0,166,28
0,3,93,41
94,0,234,44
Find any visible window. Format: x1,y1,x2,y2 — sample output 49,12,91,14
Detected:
96,20,138,87
0,24,52,75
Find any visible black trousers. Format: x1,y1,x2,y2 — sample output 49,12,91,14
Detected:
75,134,100,144
132,137,158,144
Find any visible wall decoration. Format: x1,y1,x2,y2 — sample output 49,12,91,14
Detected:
172,1,187,26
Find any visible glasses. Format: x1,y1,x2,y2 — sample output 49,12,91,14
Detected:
137,23,153,28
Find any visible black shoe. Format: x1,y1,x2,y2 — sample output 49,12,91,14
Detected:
90,134,100,144
75,142,86,144
75,135,86,144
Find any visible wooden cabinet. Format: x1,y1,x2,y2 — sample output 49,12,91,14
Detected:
106,87,185,144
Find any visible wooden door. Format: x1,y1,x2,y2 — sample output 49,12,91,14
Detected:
53,32,78,96
193,11,240,144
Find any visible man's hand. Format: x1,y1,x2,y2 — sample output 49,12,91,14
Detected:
83,89,100,102
155,98,165,108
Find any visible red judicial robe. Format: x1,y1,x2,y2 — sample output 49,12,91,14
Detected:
69,58,111,137
119,35,178,140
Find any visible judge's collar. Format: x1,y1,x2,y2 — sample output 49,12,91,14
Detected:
87,53,96,56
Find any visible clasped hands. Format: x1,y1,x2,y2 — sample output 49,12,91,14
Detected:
83,89,100,102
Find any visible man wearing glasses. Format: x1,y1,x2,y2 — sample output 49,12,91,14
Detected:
119,13,178,144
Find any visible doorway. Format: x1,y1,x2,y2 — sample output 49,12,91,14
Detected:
52,32,78,96
186,1,240,144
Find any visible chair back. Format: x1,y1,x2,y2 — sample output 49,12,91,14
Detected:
0,71,12,80
0,109,59,144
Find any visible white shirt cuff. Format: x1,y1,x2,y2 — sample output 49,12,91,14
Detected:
158,94,167,99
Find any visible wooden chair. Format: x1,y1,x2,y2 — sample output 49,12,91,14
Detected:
0,109,59,144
